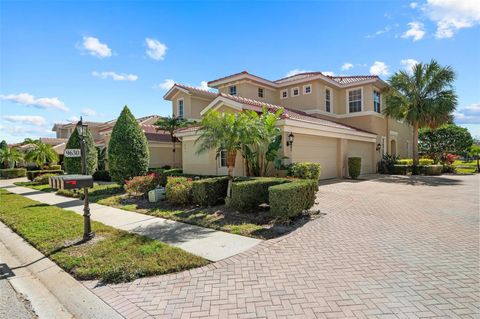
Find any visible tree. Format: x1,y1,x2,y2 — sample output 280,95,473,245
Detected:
22,138,39,145
419,124,473,163
0,147,23,168
64,126,98,174
25,142,59,167
383,59,457,173
154,116,190,168
108,106,150,183
0,140,8,151
468,145,480,172
97,146,107,171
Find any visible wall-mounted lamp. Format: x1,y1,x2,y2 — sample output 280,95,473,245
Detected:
376,143,381,152
286,132,295,151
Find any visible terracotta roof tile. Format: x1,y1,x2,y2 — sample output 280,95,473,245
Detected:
174,83,218,96
39,137,68,146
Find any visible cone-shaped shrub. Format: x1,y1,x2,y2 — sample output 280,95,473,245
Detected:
108,106,150,183
64,126,98,175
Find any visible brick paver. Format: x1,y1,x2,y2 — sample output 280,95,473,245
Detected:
85,174,480,318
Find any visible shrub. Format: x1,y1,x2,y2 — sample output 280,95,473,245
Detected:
0,168,27,179
396,158,434,165
165,176,193,205
424,165,443,176
378,154,399,174
442,153,460,166
48,164,62,170
269,179,317,220
289,162,321,181
124,173,159,197
348,157,361,179
33,173,59,185
64,127,98,175
160,168,184,186
192,177,228,206
108,106,150,183
226,178,289,212
93,170,111,181
27,170,63,181
392,165,410,175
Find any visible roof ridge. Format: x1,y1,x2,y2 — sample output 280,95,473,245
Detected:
175,83,218,95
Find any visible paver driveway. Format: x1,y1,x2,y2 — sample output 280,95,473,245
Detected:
85,174,479,319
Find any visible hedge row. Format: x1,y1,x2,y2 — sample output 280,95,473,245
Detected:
393,164,442,176
191,177,228,206
0,168,27,179
396,158,434,165
289,162,321,181
269,179,318,220
27,170,64,181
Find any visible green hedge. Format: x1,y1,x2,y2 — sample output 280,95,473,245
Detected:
348,157,361,179
396,158,434,165
0,168,27,179
289,162,321,180
423,165,443,175
93,170,111,181
47,164,62,170
392,165,410,175
226,178,289,212
392,164,443,176
192,177,228,206
269,179,318,220
27,170,64,181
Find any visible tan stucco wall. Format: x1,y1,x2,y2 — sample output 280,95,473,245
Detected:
149,143,182,168
346,140,375,174
171,93,214,120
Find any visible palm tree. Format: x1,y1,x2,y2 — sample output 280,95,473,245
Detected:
0,147,24,168
25,142,59,167
154,116,191,168
383,59,457,173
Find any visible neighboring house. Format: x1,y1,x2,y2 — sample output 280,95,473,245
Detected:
165,71,413,179
39,137,68,157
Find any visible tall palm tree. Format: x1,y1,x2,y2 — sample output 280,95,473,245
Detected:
384,59,457,173
25,142,59,167
154,116,190,168
0,147,24,168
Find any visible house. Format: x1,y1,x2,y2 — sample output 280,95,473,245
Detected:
165,71,413,179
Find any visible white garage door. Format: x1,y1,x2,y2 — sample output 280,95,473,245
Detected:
292,134,338,179
347,140,374,174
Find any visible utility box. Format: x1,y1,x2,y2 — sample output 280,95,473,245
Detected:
148,187,165,203
49,175,94,190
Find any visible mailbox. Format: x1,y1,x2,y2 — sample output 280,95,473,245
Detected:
49,175,94,190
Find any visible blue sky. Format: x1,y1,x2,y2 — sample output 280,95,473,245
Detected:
1,0,479,143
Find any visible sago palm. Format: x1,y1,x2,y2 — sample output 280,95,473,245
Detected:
383,59,457,172
0,147,24,168
154,116,191,168
25,142,59,167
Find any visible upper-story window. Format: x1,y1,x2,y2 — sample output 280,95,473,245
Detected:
178,99,184,118
280,89,288,99
229,85,237,96
292,87,300,97
325,88,331,113
258,88,264,98
373,90,381,113
348,88,362,113
303,84,312,95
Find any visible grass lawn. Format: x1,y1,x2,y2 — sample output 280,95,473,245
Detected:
453,160,478,174
0,189,208,283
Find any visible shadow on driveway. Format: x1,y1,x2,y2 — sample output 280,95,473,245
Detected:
374,175,463,186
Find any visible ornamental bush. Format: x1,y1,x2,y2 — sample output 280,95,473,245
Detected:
348,157,361,179
124,173,159,197
269,179,318,220
424,165,443,176
27,169,63,181
165,176,193,205
396,158,434,165
64,127,98,175
92,170,111,181
226,178,289,212
33,173,59,185
392,165,410,175
191,177,228,206
108,106,150,183
0,168,27,179
289,162,321,181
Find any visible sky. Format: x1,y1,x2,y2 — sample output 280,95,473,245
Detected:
1,0,479,143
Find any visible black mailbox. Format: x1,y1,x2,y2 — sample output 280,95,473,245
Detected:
49,175,94,190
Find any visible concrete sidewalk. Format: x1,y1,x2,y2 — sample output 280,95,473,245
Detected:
0,178,261,261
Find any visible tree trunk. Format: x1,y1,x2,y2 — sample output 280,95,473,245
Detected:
412,122,420,175
226,150,237,198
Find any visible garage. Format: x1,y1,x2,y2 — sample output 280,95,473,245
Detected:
291,134,338,179
347,140,374,174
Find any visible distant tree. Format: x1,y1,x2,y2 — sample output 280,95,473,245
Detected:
108,106,150,183
22,138,40,145
0,140,8,150
419,124,473,163
468,145,480,172
154,116,191,168
64,126,98,174
25,143,59,167
0,147,23,168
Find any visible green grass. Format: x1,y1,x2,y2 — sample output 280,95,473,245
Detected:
453,160,478,174
0,189,207,283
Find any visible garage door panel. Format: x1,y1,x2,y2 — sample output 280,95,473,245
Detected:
293,135,337,179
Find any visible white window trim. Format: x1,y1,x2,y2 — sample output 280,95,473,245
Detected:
177,98,184,118
280,89,288,99
291,87,300,97
373,89,381,113
325,86,332,113
346,87,363,114
303,84,312,95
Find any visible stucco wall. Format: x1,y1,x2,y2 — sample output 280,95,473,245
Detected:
149,143,182,168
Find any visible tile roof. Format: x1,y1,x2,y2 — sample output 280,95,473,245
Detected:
173,83,218,96
274,72,325,84
275,72,380,85
39,137,68,146
141,124,175,142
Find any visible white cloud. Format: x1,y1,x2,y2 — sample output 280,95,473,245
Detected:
424,0,480,38
82,108,97,116
153,79,175,90
145,38,167,60
0,93,69,112
197,81,210,91
454,103,480,124
369,61,390,76
401,22,426,41
322,71,335,76
410,2,418,9
285,69,312,77
81,36,112,58
0,124,51,137
68,116,80,123
341,63,354,71
92,71,138,81
2,115,47,126
400,59,419,74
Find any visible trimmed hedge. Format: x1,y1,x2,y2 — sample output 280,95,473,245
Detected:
165,176,193,205
397,158,434,165
289,162,321,180
226,178,289,212
192,177,228,206
392,165,410,175
27,170,63,181
423,165,443,175
392,164,443,176
93,170,111,181
33,173,59,185
269,179,318,220
0,168,27,179
348,157,361,179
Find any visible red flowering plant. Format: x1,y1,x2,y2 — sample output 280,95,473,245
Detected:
124,173,160,197
442,153,460,166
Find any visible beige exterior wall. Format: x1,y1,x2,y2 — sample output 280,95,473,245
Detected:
346,140,375,175
171,92,214,120
149,143,182,168
218,81,277,103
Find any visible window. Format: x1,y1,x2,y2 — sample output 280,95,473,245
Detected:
229,85,237,96
219,150,227,167
292,87,300,97
303,84,312,95
280,89,288,99
348,88,362,113
258,88,264,98
178,99,184,119
373,90,381,113
325,88,331,113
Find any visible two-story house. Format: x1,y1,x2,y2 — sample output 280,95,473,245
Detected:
165,71,412,179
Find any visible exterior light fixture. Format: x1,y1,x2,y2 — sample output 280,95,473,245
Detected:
286,132,295,151
76,116,88,138
376,143,381,152
76,116,93,240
